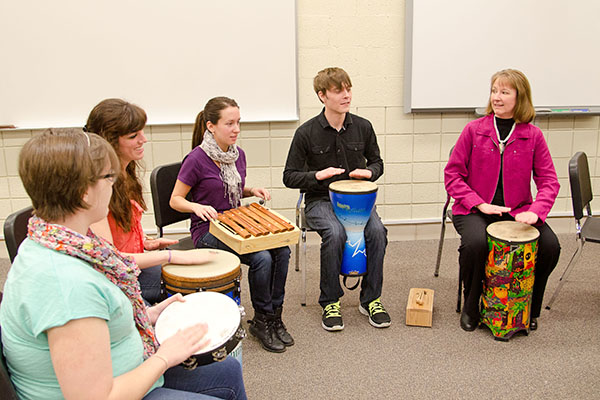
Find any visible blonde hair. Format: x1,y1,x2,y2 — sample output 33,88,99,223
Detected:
19,128,119,222
485,69,535,124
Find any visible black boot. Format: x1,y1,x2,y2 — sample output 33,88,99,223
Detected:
249,311,286,353
273,307,294,346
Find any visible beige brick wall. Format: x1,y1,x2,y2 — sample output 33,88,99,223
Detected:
1,0,598,240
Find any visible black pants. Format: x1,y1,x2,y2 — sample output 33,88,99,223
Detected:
453,212,560,319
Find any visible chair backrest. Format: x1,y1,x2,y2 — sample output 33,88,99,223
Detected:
3,206,34,263
150,162,191,237
569,152,593,221
0,292,20,400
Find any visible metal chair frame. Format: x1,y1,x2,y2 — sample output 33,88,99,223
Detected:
295,191,316,307
546,151,600,309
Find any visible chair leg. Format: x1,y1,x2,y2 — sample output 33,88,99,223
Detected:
434,214,448,277
456,269,462,313
545,238,584,310
301,229,307,307
295,241,300,272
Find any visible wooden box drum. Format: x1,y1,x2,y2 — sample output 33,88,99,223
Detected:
209,203,300,254
328,180,378,276
162,249,241,304
155,291,245,369
481,221,538,341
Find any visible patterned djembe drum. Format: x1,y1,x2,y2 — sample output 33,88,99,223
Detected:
481,221,539,341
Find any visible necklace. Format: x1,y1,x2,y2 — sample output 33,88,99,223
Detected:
494,117,515,154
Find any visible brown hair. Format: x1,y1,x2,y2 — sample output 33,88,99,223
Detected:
19,128,118,222
85,98,147,232
485,69,536,124
191,96,239,149
313,67,352,103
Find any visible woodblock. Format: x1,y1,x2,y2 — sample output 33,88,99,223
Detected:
406,288,434,327
209,209,300,254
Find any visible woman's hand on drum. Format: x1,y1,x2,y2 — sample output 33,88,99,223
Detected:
315,167,345,181
169,249,218,266
144,237,179,251
250,187,271,201
349,168,372,180
147,293,186,324
476,203,511,216
191,203,218,221
154,322,210,368
515,211,539,225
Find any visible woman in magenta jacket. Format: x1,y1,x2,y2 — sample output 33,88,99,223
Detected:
444,69,561,332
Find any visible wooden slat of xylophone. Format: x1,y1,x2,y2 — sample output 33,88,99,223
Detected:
217,214,251,239
228,209,270,236
223,210,262,237
239,206,282,234
250,203,295,231
246,206,288,232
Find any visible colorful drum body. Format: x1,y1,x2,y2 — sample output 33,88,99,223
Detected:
155,291,245,369
328,180,378,276
481,221,539,341
162,249,242,304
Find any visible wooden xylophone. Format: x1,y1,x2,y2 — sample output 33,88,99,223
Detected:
209,203,300,254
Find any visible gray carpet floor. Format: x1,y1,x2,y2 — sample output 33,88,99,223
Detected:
1,234,599,399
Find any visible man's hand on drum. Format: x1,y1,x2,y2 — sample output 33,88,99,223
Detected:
191,203,218,221
349,168,372,180
315,167,345,181
154,322,210,368
147,293,186,324
515,211,539,225
169,249,218,266
476,203,511,216
144,237,179,251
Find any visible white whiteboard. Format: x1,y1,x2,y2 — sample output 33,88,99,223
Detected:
0,0,298,128
404,0,600,112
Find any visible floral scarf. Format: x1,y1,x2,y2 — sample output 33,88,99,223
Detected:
27,215,158,359
200,129,242,207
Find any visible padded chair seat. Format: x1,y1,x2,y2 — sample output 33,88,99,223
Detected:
581,217,600,243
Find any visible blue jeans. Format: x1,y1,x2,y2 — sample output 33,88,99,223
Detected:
144,357,246,399
197,232,291,314
139,264,163,304
305,199,388,308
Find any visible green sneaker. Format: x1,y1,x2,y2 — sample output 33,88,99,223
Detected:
359,298,391,328
322,301,344,331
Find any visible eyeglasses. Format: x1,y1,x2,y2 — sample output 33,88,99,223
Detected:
98,172,117,183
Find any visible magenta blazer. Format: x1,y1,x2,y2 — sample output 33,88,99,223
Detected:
444,114,559,223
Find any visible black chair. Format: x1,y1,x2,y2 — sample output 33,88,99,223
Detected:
545,152,600,310
3,206,34,263
295,191,316,307
0,292,20,399
433,146,462,313
149,162,195,250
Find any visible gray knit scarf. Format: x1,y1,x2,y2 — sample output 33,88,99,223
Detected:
200,130,242,207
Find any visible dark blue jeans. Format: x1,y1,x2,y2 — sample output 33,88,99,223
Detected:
144,357,246,399
139,264,163,305
197,232,291,315
305,199,388,308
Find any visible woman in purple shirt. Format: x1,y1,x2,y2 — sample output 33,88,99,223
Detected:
444,69,561,333
170,97,292,353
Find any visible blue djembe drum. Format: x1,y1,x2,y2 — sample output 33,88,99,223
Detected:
328,180,378,277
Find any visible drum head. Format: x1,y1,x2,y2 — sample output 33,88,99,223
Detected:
329,180,377,195
155,291,241,355
163,249,240,280
486,221,539,244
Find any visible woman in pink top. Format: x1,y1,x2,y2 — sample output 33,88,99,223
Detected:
86,98,212,304
444,69,561,332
